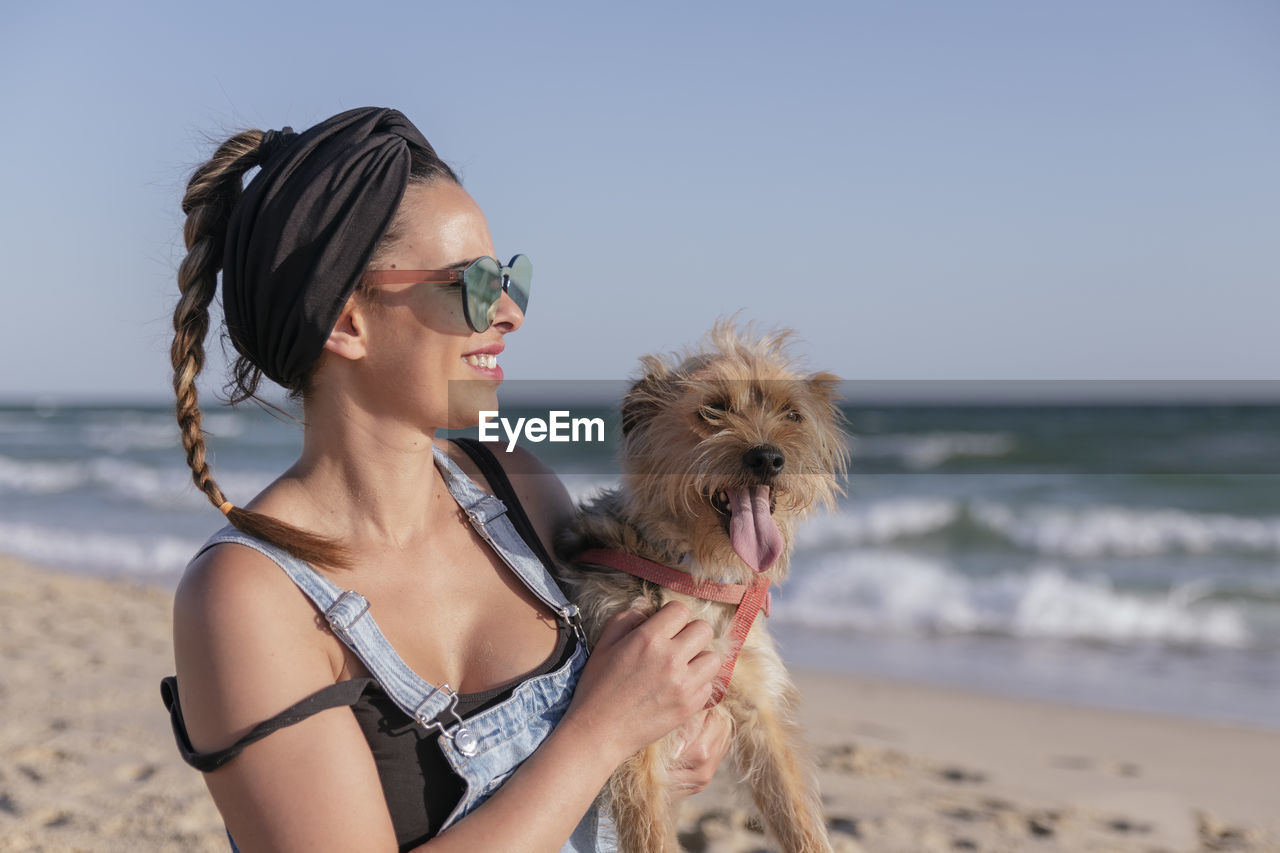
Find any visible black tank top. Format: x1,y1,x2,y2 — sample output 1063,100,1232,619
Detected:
161,439,575,851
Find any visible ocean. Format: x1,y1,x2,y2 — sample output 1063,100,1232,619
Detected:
4,398,1278,730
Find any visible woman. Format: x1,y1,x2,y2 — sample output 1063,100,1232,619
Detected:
161,107,728,852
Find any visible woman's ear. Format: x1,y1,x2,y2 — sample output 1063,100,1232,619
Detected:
322,298,370,362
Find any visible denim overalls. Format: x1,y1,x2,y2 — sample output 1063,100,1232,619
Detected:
203,444,615,851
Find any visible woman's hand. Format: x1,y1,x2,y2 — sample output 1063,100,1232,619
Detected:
668,707,733,800
562,601,722,764
414,602,722,852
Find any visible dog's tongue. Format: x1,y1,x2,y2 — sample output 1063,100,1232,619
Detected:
728,486,783,573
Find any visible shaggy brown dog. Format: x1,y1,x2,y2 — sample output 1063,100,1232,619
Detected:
557,322,848,853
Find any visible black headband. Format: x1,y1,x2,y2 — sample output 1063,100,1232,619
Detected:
222,107,437,388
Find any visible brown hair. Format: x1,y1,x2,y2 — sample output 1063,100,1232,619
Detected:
172,129,458,568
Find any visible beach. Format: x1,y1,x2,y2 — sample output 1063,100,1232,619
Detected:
2,555,1275,853
0,557,226,852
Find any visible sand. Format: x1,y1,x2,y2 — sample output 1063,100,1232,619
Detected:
1,555,1276,853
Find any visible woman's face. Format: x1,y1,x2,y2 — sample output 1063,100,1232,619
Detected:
349,179,524,429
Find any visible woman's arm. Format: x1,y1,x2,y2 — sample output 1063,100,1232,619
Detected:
173,546,404,851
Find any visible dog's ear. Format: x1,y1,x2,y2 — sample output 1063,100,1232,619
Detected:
806,371,843,405
621,356,676,436
806,370,851,487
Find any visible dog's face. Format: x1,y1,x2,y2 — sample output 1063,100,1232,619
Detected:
618,324,848,584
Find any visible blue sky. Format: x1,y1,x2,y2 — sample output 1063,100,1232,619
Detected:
2,1,1278,400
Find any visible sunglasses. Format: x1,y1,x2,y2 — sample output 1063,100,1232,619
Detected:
361,254,531,333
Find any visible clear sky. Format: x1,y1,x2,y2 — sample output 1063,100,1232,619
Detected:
2,0,1278,401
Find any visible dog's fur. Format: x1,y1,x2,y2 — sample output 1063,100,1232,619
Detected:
556,321,848,853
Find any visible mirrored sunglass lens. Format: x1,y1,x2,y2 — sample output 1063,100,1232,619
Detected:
463,257,503,331
505,255,532,314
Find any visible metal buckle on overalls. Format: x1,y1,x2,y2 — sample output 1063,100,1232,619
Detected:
464,495,506,526
415,685,479,758
324,590,370,643
560,603,587,646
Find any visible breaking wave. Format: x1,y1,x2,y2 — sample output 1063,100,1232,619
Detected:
796,499,1280,557
0,521,203,576
776,549,1253,648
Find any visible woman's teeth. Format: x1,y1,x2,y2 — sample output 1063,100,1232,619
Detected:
464,354,498,369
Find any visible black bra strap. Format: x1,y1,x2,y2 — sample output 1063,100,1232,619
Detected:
451,438,559,571
161,676,374,773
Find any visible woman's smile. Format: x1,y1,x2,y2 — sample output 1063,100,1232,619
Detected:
462,343,504,379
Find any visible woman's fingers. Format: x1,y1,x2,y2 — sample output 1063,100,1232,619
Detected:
673,614,716,654
690,648,722,681
594,606,650,651
638,600,695,638
668,708,734,798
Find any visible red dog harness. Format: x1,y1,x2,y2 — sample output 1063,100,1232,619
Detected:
574,548,771,707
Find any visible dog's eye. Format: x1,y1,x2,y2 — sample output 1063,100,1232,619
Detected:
699,402,729,423
785,409,803,423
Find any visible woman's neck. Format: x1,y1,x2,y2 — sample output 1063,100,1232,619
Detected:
265,398,458,551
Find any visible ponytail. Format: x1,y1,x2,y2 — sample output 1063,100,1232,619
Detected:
172,131,352,569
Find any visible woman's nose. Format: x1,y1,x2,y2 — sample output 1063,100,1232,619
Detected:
489,288,524,333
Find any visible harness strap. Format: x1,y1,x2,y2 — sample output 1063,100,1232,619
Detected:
575,548,771,707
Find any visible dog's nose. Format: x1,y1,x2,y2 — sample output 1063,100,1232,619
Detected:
743,445,785,479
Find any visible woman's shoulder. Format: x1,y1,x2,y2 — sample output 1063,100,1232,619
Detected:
172,536,343,753
174,535,332,651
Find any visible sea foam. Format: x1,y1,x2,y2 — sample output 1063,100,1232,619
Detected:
794,499,1280,557
971,502,1280,557
797,498,961,549
775,548,1253,648
0,520,203,575
850,431,1017,469
0,454,273,509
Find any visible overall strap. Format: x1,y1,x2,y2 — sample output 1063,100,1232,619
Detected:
451,437,558,571
161,675,372,773
196,527,459,729
432,444,584,636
